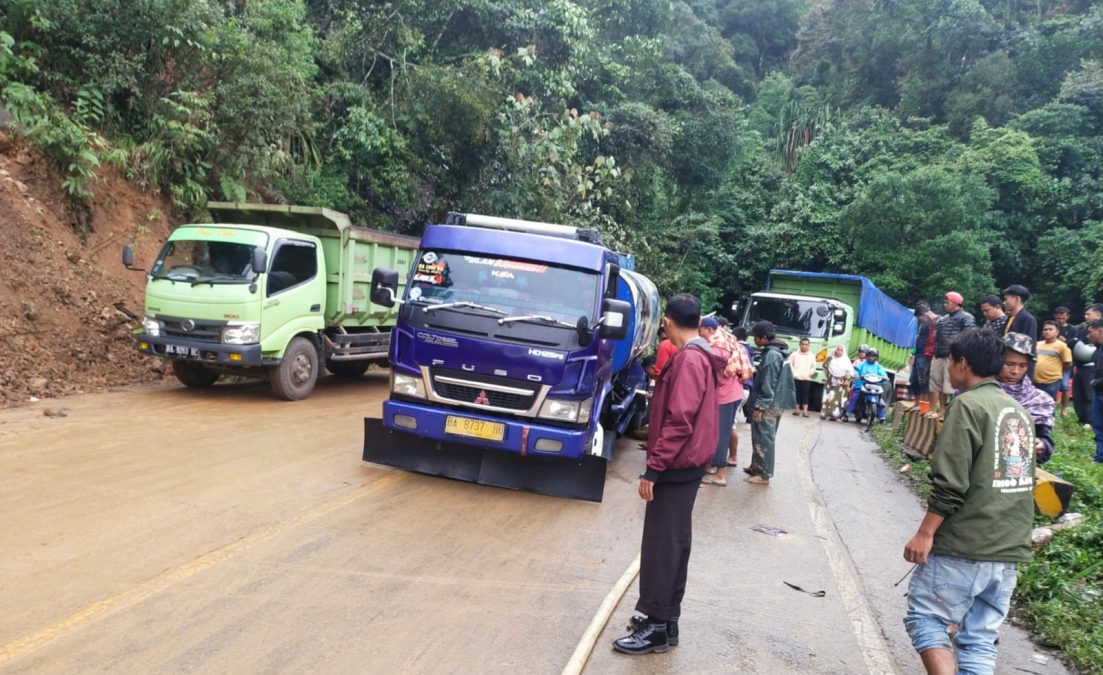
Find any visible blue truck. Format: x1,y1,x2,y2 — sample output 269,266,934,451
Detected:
363,212,660,501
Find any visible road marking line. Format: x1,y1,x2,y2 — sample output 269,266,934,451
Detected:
561,553,640,675
798,424,898,675
0,473,402,668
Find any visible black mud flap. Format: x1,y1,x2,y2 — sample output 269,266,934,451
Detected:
363,418,608,502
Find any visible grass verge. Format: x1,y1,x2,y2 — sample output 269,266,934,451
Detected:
871,415,1102,673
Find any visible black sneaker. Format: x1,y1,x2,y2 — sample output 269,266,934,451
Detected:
627,614,679,646
613,618,669,655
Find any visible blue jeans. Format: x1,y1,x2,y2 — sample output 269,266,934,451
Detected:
904,554,1017,675
1035,380,1060,400
1092,391,1103,463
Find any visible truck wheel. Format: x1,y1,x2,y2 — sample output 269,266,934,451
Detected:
173,361,219,388
326,360,370,379
270,337,319,400
809,382,824,413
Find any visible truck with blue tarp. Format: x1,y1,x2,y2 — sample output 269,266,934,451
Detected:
740,269,917,403
363,212,660,502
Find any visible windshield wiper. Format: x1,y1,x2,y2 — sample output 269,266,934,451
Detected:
422,301,507,316
189,275,249,287
497,314,575,329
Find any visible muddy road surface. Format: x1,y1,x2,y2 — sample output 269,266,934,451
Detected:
1,375,1068,674
1,373,649,673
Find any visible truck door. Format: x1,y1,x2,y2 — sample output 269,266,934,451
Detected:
262,239,325,342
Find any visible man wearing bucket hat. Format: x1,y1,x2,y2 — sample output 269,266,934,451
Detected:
998,332,1055,464
928,292,976,416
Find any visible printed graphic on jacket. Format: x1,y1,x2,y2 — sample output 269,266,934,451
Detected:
992,406,1035,492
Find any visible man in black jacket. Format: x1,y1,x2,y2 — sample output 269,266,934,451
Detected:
1001,285,1037,341
1002,285,1038,381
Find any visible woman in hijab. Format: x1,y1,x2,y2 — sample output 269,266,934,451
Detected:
999,333,1055,464
821,344,853,421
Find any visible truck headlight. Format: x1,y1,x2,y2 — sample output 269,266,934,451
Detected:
539,397,592,423
142,316,161,337
392,372,426,399
221,322,260,345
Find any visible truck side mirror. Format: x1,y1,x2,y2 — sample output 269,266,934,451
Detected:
832,309,847,336
371,268,400,307
252,248,268,274
122,244,134,268
599,298,631,340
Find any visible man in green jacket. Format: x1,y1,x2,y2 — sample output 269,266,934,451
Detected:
903,328,1035,675
744,321,796,485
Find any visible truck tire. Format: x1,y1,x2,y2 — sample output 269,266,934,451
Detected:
808,381,824,413
326,360,370,379
173,361,219,388
270,337,319,401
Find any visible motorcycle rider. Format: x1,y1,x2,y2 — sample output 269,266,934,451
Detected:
845,348,889,423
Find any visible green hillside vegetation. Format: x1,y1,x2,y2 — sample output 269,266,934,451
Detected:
2,0,1102,311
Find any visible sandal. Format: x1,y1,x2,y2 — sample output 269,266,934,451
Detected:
725,459,739,467
701,476,727,486
742,466,760,476
743,475,770,485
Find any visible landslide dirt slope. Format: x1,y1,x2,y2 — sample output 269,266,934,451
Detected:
0,132,176,406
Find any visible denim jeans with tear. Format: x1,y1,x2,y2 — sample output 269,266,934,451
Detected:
904,554,1017,675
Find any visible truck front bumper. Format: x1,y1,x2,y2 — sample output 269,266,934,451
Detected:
381,399,592,461
135,333,264,367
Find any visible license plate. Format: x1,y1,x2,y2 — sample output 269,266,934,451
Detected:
165,344,199,358
444,416,505,442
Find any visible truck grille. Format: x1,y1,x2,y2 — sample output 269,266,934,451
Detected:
429,369,537,412
160,317,226,343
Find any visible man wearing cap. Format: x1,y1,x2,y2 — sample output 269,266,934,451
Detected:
1001,284,1037,341
929,292,976,416
998,332,1056,464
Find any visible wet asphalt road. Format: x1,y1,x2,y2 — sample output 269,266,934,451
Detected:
0,376,1071,673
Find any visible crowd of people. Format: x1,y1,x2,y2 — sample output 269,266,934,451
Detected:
615,286,1103,675
909,285,1103,466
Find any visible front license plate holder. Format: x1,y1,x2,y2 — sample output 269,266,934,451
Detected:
444,415,506,442
166,344,200,358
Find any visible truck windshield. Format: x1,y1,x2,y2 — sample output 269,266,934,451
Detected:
150,239,259,283
407,250,600,342
746,297,831,339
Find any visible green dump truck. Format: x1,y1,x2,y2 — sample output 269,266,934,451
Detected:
740,270,917,403
125,202,419,400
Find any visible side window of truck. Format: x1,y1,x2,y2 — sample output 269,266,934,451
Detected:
268,240,317,296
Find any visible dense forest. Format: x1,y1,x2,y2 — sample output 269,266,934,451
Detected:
2,0,1102,313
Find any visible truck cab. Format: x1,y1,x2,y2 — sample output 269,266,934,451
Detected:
742,292,854,379
740,270,917,409
128,203,417,399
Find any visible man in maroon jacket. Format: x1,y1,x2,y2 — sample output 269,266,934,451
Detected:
614,293,722,655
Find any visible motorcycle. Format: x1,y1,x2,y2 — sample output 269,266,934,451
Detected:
856,373,887,430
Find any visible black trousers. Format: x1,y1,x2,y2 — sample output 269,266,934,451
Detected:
635,479,700,621
1073,364,1095,424
794,379,812,406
